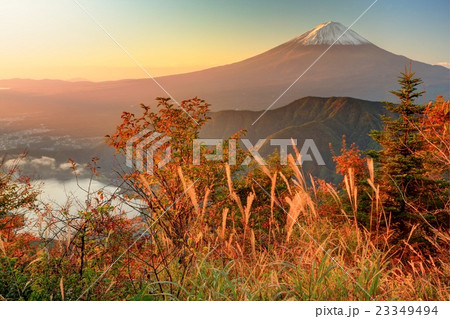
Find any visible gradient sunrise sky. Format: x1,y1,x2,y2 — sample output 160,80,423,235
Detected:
1,0,449,81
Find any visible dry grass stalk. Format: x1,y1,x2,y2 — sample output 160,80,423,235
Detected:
103,280,116,296
288,154,307,190
367,158,379,235
220,208,229,240
367,157,375,184
285,192,306,242
65,218,71,251
243,192,255,229
177,166,200,214
268,171,278,243
365,158,392,240
279,171,292,195
59,277,65,301
309,174,318,199
200,187,211,222
283,155,318,240
235,241,243,257
344,167,358,219
225,163,244,214
226,232,234,252
325,183,351,221
290,142,308,189
270,172,277,211
250,229,256,257
0,236,6,256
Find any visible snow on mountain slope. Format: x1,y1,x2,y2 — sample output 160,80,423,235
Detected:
292,21,370,45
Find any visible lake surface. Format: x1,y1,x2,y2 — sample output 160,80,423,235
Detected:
39,178,113,207
23,178,141,234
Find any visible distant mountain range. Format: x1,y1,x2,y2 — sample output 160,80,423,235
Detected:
0,95,388,182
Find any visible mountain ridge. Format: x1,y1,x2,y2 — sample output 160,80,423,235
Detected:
200,96,388,179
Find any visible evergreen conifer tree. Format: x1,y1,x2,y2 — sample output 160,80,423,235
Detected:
369,66,441,235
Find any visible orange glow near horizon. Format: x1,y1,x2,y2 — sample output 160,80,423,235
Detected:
0,1,267,81
1,0,448,81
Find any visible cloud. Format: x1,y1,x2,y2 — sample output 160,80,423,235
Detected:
4,156,87,180
59,162,74,170
5,156,56,169
436,62,450,69
30,156,56,168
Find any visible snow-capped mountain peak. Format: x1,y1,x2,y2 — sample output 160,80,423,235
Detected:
292,21,370,45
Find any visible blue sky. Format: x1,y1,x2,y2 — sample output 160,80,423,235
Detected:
1,0,449,80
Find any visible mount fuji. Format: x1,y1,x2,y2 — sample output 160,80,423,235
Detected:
0,21,448,134
149,20,446,111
